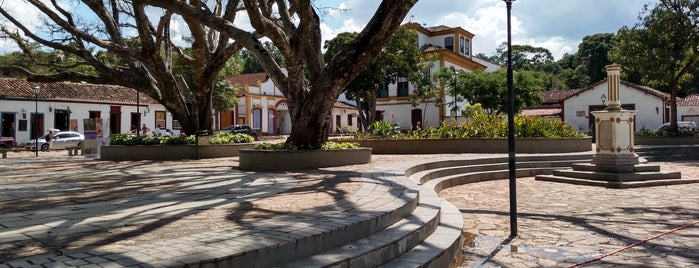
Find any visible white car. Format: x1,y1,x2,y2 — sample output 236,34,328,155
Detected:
656,121,697,131
25,131,85,151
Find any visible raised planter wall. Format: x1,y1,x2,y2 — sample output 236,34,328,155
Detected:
238,148,372,171
635,136,699,146
354,137,592,154
100,143,254,161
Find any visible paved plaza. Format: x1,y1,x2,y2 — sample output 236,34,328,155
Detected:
0,149,697,267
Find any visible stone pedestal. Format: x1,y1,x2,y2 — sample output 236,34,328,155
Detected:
535,64,687,188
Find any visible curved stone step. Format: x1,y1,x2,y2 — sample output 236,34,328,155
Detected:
378,198,464,268
283,186,441,268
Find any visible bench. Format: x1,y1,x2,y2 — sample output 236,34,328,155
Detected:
66,146,83,156
0,148,7,158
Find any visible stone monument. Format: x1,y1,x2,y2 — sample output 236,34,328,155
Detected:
536,64,691,188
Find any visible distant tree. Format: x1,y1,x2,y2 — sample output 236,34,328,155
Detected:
577,33,615,83
494,43,560,73
239,41,284,74
436,69,543,115
610,0,699,130
409,54,443,124
324,26,422,131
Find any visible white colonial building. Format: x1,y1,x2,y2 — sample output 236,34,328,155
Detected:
374,23,502,130
0,78,177,147
561,79,672,135
226,72,358,135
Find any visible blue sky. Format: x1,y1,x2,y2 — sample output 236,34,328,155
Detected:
317,0,654,59
1,0,654,59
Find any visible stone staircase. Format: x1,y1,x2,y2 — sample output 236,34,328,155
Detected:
634,145,699,162
284,153,594,268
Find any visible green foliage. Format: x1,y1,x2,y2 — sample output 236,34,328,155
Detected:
636,128,698,137
208,132,254,144
253,141,358,150
109,132,252,145
369,120,400,139
357,110,584,139
436,68,543,115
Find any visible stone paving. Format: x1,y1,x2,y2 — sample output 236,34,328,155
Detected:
0,149,697,267
440,160,699,267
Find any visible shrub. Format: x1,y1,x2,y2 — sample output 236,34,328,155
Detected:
356,110,584,140
109,132,253,145
636,127,698,137
253,141,358,150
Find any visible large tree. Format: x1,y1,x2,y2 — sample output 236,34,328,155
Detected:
577,33,615,83
1,1,417,148
0,0,245,135
144,0,417,148
610,0,699,130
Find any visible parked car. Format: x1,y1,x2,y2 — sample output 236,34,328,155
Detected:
25,131,85,151
656,121,697,131
0,136,14,148
221,125,262,140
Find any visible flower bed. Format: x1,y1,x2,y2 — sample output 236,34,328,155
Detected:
238,147,372,171
353,137,591,154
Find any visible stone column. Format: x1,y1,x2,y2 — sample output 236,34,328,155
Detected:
590,64,639,171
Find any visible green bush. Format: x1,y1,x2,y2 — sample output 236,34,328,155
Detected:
357,110,584,140
636,127,698,137
109,132,253,145
253,141,358,150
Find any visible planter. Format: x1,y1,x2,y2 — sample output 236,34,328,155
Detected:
352,137,592,154
635,136,699,145
238,148,372,171
100,143,254,161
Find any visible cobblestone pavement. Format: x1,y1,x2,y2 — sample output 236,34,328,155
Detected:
1,149,697,267
440,161,699,268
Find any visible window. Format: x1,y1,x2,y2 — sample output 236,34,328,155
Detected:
89,111,101,119
444,37,454,51
155,111,166,129
172,120,182,130
459,37,471,55
378,82,389,98
347,114,353,126
397,81,409,97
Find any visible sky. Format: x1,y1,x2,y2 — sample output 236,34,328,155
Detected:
317,0,655,60
0,0,655,60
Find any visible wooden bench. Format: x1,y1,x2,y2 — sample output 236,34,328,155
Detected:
66,146,83,156
0,148,7,158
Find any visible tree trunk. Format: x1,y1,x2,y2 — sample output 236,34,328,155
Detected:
286,92,335,149
669,81,678,129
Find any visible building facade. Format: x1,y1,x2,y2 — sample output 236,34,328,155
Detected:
226,72,358,135
0,78,176,147
374,23,502,130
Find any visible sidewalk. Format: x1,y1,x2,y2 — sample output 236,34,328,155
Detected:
1,150,697,267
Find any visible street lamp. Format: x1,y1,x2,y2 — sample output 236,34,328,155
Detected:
504,0,517,237
135,61,141,136
449,66,458,117
33,86,40,157
601,94,607,107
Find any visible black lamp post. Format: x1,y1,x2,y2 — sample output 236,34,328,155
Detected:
135,61,141,136
33,86,40,157
449,66,458,117
504,0,517,237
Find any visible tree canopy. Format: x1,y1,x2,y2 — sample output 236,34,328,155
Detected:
610,0,699,129
1,0,418,148
324,26,422,131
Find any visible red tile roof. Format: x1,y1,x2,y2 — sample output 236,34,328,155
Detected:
678,94,699,106
228,72,268,87
519,108,562,116
0,77,153,104
563,79,670,101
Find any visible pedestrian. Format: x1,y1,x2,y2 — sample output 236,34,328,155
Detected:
141,124,150,136
153,124,164,136
47,130,55,151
